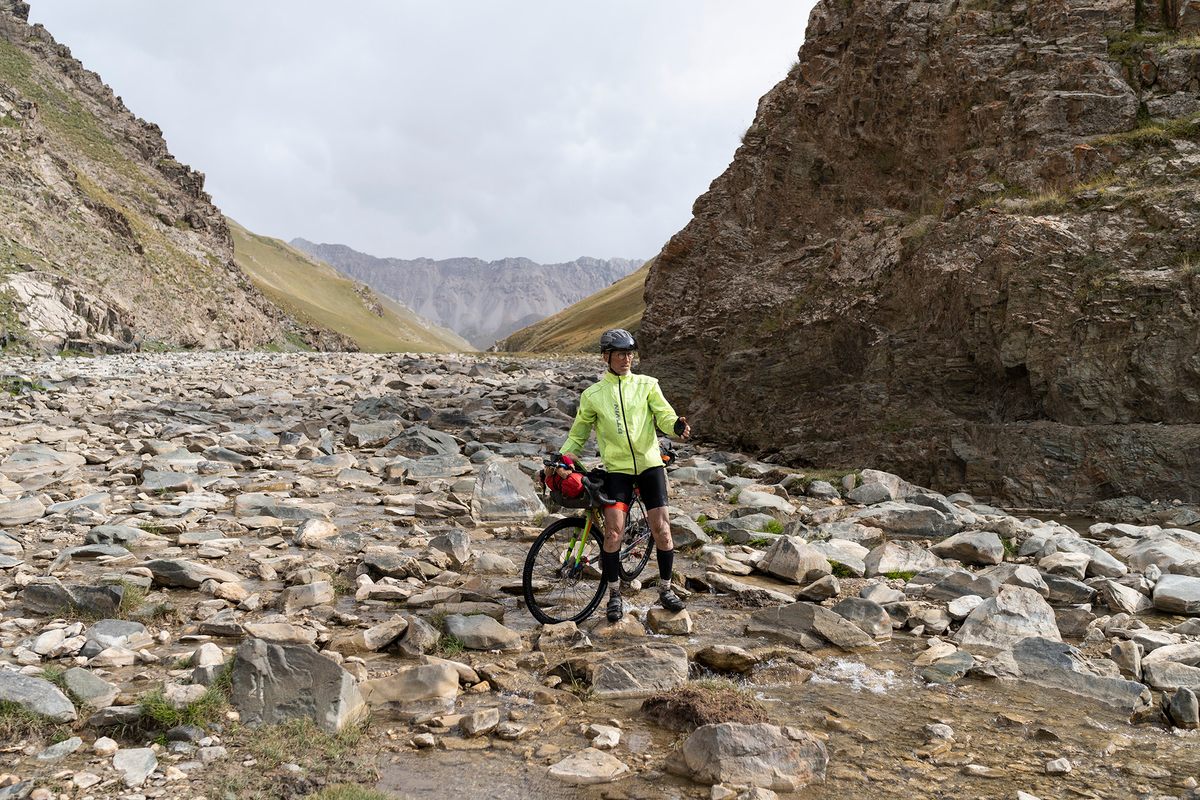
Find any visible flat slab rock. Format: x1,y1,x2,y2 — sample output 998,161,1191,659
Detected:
548,747,630,784
672,722,828,791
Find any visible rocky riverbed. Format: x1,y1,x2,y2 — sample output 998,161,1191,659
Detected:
2,352,1200,800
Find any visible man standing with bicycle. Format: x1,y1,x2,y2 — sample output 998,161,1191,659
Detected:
558,328,691,623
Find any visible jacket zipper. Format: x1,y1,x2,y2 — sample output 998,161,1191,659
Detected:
617,376,639,476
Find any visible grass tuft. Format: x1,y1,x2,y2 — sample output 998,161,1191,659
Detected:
138,661,232,730
435,634,465,658
308,786,394,800
828,560,856,578
0,700,69,743
883,570,917,581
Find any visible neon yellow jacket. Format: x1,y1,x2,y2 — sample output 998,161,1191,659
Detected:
560,371,681,476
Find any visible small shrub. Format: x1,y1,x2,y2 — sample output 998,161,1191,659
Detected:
0,700,67,742
828,561,856,578
728,489,741,505
435,634,464,658
763,519,784,535
139,662,231,730
882,570,917,581
641,681,769,732
309,787,393,800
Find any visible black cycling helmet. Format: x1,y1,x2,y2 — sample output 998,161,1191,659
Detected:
599,328,637,353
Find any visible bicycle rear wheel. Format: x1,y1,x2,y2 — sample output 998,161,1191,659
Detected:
522,516,607,624
618,500,654,582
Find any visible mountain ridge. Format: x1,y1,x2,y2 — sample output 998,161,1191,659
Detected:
291,238,640,349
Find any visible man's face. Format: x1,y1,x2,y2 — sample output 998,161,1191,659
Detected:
606,349,635,375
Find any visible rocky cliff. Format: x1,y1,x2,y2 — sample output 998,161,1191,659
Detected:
0,0,336,352
291,239,640,349
641,0,1200,508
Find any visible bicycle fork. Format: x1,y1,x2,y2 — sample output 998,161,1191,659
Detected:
559,512,599,579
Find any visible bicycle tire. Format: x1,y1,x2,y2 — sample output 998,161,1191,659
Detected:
522,516,607,624
618,500,654,582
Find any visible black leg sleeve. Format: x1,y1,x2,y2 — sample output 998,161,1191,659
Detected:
601,549,621,584
656,547,674,582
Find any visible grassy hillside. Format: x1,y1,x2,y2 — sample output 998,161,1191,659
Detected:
230,221,471,353
497,260,650,352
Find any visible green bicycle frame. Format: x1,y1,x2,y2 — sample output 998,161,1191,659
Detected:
567,508,604,567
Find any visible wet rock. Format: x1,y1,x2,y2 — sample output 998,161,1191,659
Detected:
673,723,828,791
0,670,77,722
956,586,1060,653
230,638,367,732
361,663,461,713
797,574,840,601
989,638,1151,712
461,707,501,737
444,614,522,651
1153,574,1200,615
1165,687,1200,729
1110,641,1142,680
278,581,334,612
746,601,877,651
548,747,630,785
695,644,760,674
830,597,891,639
113,747,157,788
919,650,974,684
559,643,689,698
758,537,831,584
470,459,544,523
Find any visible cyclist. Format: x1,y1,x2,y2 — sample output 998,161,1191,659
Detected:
556,328,691,622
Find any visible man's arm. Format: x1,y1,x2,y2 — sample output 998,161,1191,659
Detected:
560,392,597,457
647,379,682,437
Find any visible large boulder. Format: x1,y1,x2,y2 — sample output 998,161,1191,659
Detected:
556,643,689,699
673,722,828,791
21,579,124,617
863,541,942,577
851,502,960,539
470,459,545,524
229,639,366,733
444,614,522,651
757,537,831,584
1154,574,1200,615
0,670,77,722
987,637,1150,712
930,530,1004,566
831,597,891,639
955,586,1061,653
143,559,241,589
360,663,461,714
746,601,877,651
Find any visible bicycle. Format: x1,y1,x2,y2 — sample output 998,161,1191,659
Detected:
521,451,671,625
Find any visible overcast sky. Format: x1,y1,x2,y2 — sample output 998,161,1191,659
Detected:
28,1,817,263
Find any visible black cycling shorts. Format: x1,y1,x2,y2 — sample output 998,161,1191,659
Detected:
603,465,669,511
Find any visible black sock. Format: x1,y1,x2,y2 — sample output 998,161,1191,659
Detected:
601,549,621,585
657,548,674,584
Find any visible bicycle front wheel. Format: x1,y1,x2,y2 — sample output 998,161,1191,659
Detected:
522,516,607,624
618,501,654,582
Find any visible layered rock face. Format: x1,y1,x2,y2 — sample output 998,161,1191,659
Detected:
292,239,640,349
0,1,333,352
642,0,1200,508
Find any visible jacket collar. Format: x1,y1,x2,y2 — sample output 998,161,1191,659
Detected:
603,370,633,384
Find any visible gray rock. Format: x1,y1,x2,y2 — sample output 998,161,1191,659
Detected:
361,663,461,713
852,501,960,539
429,529,471,567
797,574,840,601
230,638,367,732
919,650,974,684
676,723,828,791
989,638,1150,712
444,614,522,651
461,707,501,737
559,642,689,698
63,667,120,709
85,524,155,546
694,644,760,674
1110,640,1142,680
144,559,241,588
979,563,1050,596
846,482,893,505
923,571,1001,602
1042,574,1097,606
379,425,461,457
830,597,891,638
0,495,46,526
0,670,77,722
929,530,1004,565
347,420,406,448
1166,687,1200,729
863,541,942,577
470,459,545,524
21,578,124,616
955,586,1060,653
548,747,630,785
1101,580,1152,615
113,747,157,788
36,736,82,761
671,516,711,548
805,480,840,500
84,619,150,656
746,601,878,650
1039,551,1091,580
758,537,831,584
278,581,334,612
1153,574,1200,615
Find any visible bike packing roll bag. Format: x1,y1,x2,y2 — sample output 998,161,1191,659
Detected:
547,468,589,509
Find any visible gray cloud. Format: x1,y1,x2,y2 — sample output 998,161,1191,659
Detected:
28,0,817,262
